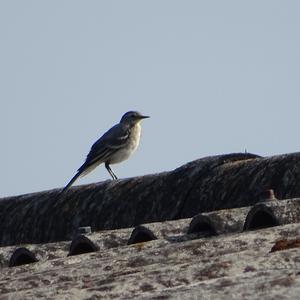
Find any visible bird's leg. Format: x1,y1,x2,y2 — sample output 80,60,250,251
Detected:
105,162,118,180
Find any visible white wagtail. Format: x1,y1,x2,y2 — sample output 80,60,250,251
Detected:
62,111,149,192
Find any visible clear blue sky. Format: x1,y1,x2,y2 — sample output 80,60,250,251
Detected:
1,1,300,197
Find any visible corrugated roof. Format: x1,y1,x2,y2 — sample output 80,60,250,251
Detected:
1,153,300,299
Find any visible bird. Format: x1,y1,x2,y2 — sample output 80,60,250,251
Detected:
61,111,149,193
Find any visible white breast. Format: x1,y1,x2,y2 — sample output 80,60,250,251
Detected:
109,123,142,164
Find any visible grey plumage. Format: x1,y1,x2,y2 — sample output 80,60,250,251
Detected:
62,111,149,193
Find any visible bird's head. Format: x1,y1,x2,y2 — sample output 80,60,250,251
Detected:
120,111,150,125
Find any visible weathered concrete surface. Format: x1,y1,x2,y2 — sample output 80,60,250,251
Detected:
0,240,70,269
244,198,300,230
2,152,300,246
0,202,249,268
0,223,299,299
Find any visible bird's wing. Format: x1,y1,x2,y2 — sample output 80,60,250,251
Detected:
77,123,130,173
61,123,130,192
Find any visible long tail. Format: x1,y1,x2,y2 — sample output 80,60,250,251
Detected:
60,171,82,194
60,160,101,195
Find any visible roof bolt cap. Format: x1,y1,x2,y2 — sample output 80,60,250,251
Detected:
259,189,276,202
78,226,92,235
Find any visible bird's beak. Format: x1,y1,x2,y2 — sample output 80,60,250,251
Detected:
140,115,150,119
